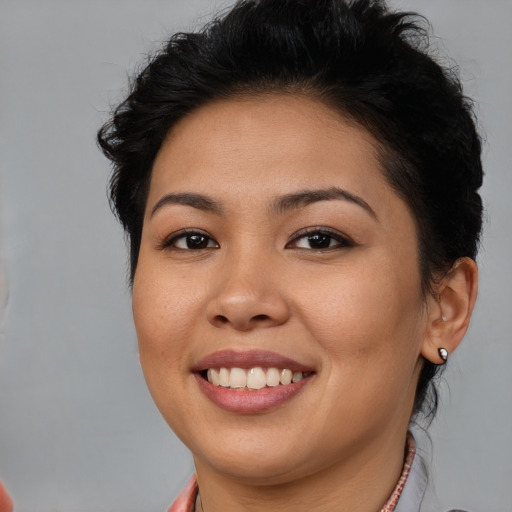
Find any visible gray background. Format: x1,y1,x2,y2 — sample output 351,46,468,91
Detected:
1,1,510,511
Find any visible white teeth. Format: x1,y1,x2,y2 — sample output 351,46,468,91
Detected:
219,367,230,387
266,367,280,387
292,371,303,383
205,367,308,389
207,368,220,386
229,367,247,388
280,369,293,385
247,367,266,389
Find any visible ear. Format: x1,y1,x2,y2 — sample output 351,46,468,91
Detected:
421,257,478,364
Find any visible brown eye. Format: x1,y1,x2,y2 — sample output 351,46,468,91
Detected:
167,231,219,250
305,233,332,249
287,228,354,250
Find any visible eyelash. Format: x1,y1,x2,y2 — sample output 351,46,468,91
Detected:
160,229,219,251
286,227,355,251
161,227,354,252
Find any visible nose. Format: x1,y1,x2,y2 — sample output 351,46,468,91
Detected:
205,255,290,331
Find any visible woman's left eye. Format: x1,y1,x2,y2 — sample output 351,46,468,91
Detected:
287,229,353,250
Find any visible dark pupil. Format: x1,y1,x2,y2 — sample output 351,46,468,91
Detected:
187,234,209,249
308,233,331,248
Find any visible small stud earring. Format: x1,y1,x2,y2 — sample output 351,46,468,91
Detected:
441,315,447,322
438,347,448,363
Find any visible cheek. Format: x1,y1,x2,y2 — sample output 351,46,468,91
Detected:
131,266,203,431
296,266,425,435
131,259,200,386
295,254,426,372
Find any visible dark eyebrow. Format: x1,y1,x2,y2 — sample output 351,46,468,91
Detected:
271,187,377,219
151,193,224,217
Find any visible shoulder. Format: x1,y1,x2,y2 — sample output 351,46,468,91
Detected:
394,435,471,512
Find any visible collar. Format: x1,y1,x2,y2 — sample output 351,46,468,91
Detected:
382,434,428,512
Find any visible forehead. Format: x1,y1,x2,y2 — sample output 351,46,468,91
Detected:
149,94,399,216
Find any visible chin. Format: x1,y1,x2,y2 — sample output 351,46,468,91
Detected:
185,421,341,486
196,448,315,486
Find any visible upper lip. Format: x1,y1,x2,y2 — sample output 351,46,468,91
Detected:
192,349,315,373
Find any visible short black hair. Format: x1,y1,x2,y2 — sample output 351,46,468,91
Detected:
97,0,483,419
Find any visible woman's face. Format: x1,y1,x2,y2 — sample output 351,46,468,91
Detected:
133,95,431,484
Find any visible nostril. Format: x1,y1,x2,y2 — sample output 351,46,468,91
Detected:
215,315,229,324
253,314,270,322
212,313,271,328
207,298,289,330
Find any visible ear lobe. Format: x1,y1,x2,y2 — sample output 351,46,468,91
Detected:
421,257,478,364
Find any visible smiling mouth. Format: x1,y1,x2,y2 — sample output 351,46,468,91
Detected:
202,367,313,391
194,351,315,412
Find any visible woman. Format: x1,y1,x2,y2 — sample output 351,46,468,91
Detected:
97,0,482,510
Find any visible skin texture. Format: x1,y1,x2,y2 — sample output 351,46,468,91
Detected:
132,95,478,512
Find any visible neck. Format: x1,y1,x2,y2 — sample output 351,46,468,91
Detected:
193,427,409,512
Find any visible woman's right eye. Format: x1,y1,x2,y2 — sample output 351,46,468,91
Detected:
163,231,219,250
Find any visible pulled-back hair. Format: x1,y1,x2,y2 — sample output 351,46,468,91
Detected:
97,0,483,418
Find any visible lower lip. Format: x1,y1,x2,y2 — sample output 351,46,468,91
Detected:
194,373,312,413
